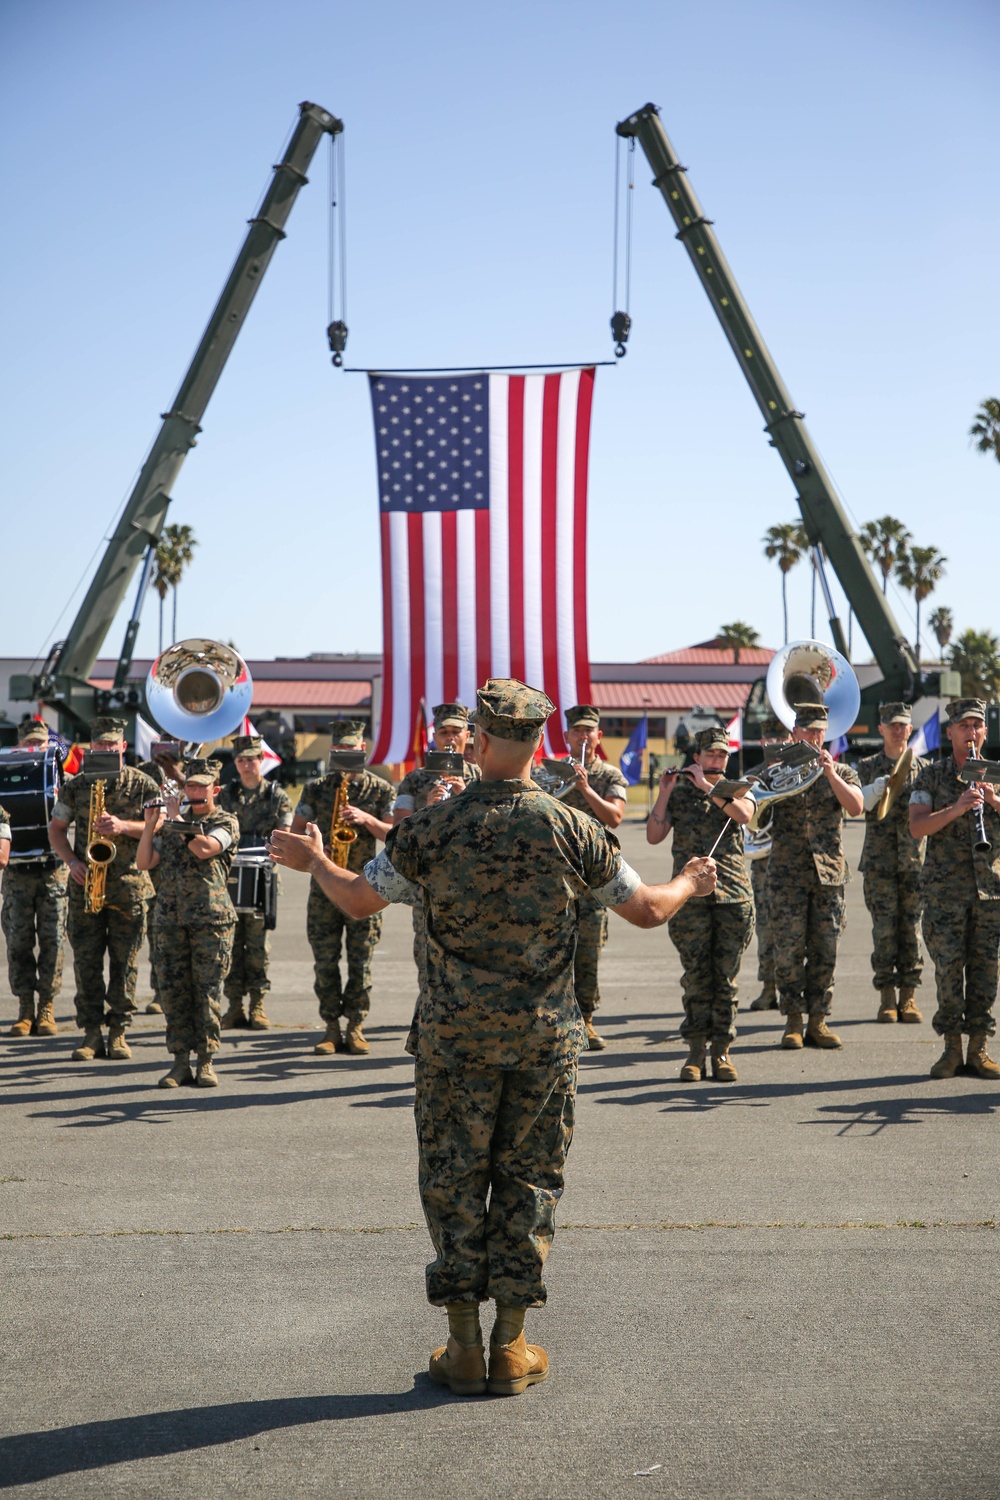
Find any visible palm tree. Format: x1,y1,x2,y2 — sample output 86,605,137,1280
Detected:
895,545,946,669
762,522,807,644
718,622,760,664
969,398,1000,464
949,629,1000,702
929,606,953,655
155,524,198,644
858,516,912,595
153,548,179,654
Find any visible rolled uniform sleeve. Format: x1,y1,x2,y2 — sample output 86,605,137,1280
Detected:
296,800,315,821
393,793,416,813
592,858,642,907
209,825,234,851
0,820,11,842
606,784,628,803
364,850,419,906
52,800,71,823
909,789,932,808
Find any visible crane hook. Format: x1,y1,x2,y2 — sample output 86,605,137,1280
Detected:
327,319,348,368
611,310,631,359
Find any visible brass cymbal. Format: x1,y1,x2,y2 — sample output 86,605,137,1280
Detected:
876,746,913,822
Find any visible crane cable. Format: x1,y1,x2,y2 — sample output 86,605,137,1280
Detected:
610,134,635,357
327,130,348,366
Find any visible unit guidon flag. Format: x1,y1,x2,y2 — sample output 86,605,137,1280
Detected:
368,369,596,763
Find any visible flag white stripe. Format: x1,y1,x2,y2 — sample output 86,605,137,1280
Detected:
388,511,412,757
456,509,477,710
422,513,444,712
556,370,580,711
488,374,510,677
521,375,544,692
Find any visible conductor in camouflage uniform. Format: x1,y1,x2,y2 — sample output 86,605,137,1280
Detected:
767,703,864,1051
857,703,927,1024
136,740,186,1016
909,698,1000,1080
647,725,757,1081
535,704,629,1051
747,716,790,1012
269,678,716,1399
2,718,69,1039
393,702,481,1035
48,717,157,1062
292,720,394,1056
219,734,293,1030
137,758,239,1088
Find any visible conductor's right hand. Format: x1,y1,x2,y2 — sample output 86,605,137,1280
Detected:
682,856,717,896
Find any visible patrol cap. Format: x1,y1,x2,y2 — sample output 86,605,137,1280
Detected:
946,698,986,724
760,715,786,739
232,734,263,757
329,719,365,747
793,702,829,729
18,716,49,744
432,702,469,730
184,757,223,785
90,716,126,743
565,704,601,729
694,726,730,753
879,702,912,725
473,679,554,741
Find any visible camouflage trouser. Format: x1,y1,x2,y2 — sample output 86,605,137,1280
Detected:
769,878,846,1017
1,864,68,1002
223,912,271,1002
862,871,924,990
67,897,146,1030
751,857,773,985
574,895,608,1019
412,898,429,1005
668,900,755,1044
307,885,382,1024
414,1050,577,1308
146,887,160,1001
155,916,235,1056
923,901,1000,1039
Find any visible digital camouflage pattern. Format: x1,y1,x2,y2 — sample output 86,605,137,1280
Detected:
665,775,753,902
394,761,481,814
219,777,293,1004
751,856,774,986
472,678,554,741
53,766,158,904
857,750,928,991
1,861,68,1004
767,763,861,1016
152,808,239,1055
415,1051,577,1306
297,769,395,875
138,758,185,787
910,756,1000,1036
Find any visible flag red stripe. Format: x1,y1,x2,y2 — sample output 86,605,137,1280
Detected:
572,366,595,701
540,373,564,751
371,511,396,764
475,508,491,692
407,514,426,759
507,376,525,681
441,511,459,701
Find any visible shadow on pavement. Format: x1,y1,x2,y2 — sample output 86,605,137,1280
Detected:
27,1075,416,1127
578,1071,996,1119
0,1382,453,1489
811,1090,1000,1134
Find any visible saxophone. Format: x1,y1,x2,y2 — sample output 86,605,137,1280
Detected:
84,780,117,913
329,774,357,869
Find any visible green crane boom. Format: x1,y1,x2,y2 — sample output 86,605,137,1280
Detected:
14,100,342,732
616,103,921,709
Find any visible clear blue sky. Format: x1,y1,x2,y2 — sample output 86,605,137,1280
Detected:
2,0,997,673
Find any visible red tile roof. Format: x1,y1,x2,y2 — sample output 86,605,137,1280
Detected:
250,681,371,709
592,682,752,711
641,644,776,666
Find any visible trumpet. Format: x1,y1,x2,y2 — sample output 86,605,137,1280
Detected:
84,780,117,914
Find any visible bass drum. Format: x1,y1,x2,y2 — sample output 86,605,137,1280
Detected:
0,746,62,861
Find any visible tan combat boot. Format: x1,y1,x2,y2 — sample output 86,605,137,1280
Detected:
711,1041,738,1083
313,1020,342,1055
680,1036,706,1082
145,1000,164,1015
107,1025,132,1060
221,1001,248,1030
929,1033,964,1079
584,1019,606,1050
966,1033,1000,1080
877,988,898,1024
195,1052,219,1088
248,1000,271,1031
749,982,778,1011
806,1014,843,1049
897,987,923,1024
488,1304,549,1396
428,1302,487,1396
344,1021,371,1056
35,1000,58,1037
781,1010,804,1050
8,998,35,1037
158,1053,194,1089
72,1029,106,1061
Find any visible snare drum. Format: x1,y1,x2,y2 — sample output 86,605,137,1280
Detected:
0,746,62,862
227,844,278,929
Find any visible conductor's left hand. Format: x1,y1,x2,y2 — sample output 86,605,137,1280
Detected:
269,823,324,871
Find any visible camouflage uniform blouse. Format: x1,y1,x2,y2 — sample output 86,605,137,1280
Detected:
0,804,10,844
857,750,927,876
53,767,158,906
297,770,395,876
666,775,753,903
366,780,640,1069
152,809,240,924
909,757,1000,905
767,762,862,886
394,761,481,813
219,778,294,843
543,757,630,821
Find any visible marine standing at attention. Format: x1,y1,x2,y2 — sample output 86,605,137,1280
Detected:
2,718,69,1039
47,717,157,1062
292,720,395,1057
646,725,757,1081
137,758,240,1089
268,680,717,1399
219,734,293,1031
856,703,927,1025
909,698,1000,1080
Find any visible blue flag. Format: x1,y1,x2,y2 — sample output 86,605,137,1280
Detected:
620,716,647,786
909,709,940,758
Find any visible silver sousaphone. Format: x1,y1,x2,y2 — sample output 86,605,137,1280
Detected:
745,639,861,861
146,638,254,743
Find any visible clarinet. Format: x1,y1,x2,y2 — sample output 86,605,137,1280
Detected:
972,799,991,854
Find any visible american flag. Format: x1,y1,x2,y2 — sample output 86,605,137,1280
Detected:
368,369,596,763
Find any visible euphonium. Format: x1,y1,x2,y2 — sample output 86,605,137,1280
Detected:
84,780,117,914
329,775,357,869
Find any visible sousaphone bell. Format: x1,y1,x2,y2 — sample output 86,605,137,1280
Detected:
146,638,254,742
